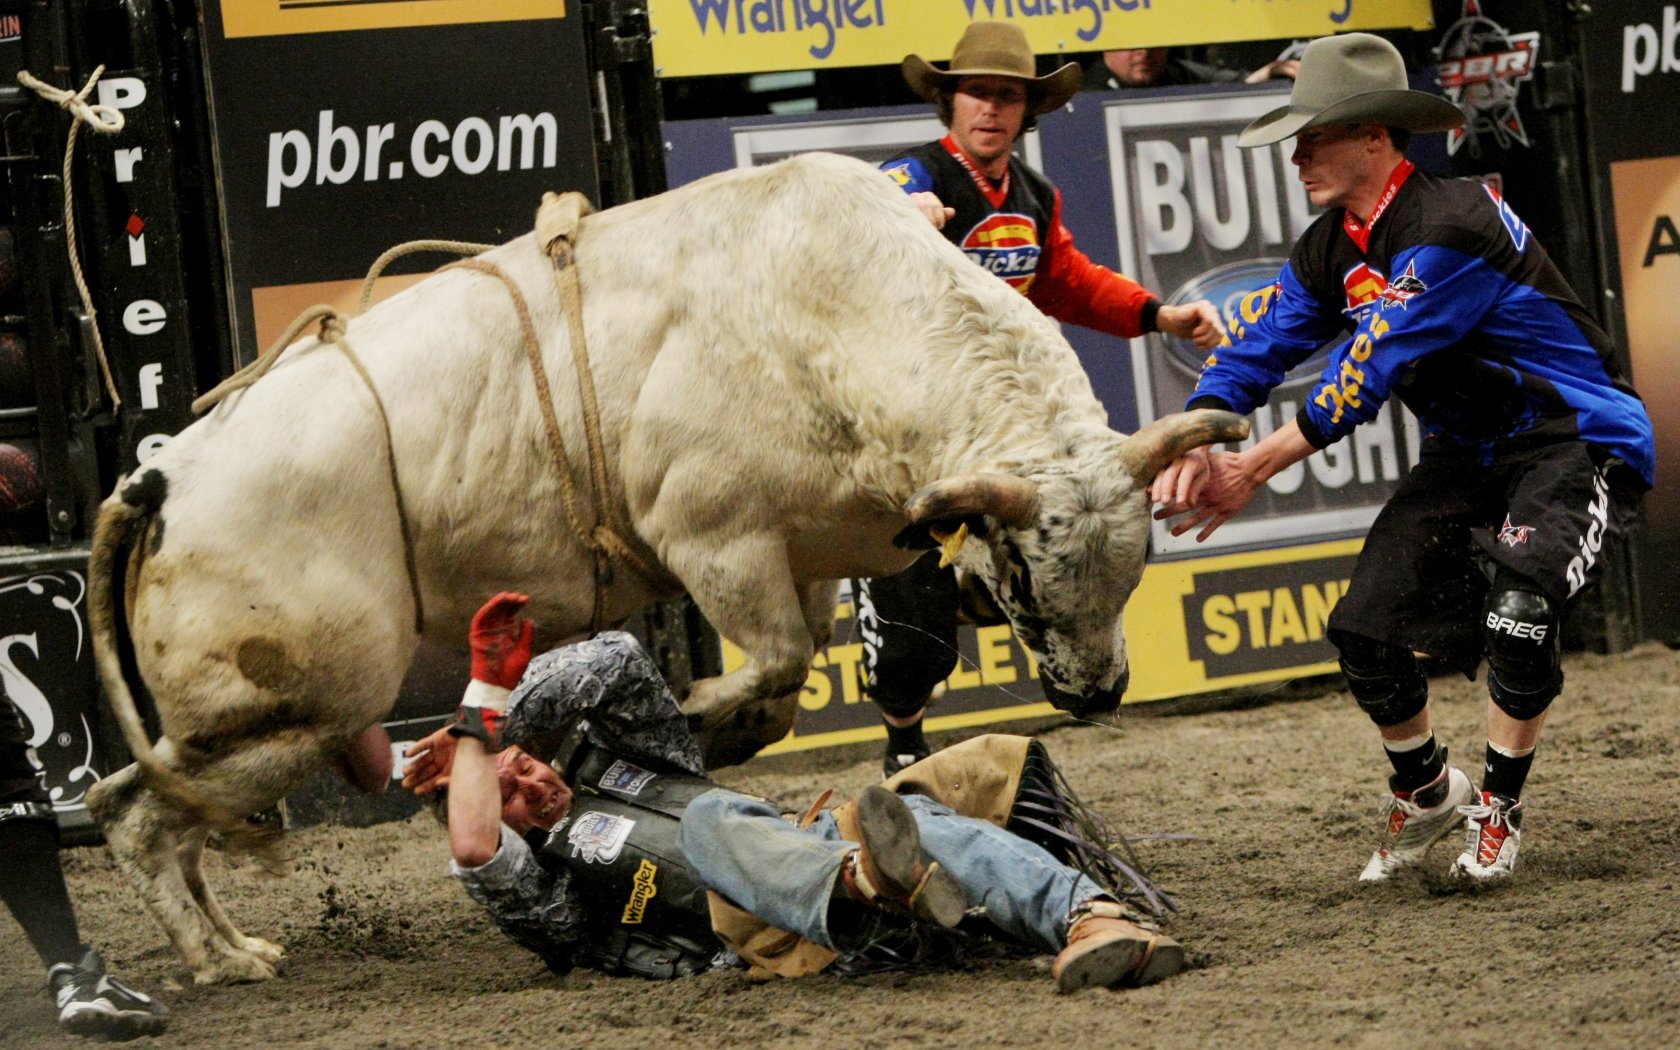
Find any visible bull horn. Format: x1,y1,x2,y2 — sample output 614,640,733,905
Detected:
1119,409,1251,485
905,473,1039,529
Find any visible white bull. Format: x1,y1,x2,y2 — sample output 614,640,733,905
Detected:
84,151,1245,984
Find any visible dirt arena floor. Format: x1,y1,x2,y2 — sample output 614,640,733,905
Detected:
4,642,1678,1048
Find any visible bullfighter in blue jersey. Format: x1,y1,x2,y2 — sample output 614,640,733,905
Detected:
1152,34,1655,885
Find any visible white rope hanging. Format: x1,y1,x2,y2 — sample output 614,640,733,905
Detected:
16,65,129,409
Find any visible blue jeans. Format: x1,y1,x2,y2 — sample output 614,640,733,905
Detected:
677,788,1104,954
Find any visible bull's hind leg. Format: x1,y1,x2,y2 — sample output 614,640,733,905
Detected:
88,763,275,984
177,826,285,966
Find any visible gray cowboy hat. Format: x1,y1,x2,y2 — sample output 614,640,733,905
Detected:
903,21,1081,116
1237,33,1463,147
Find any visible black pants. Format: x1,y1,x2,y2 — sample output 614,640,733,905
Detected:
1329,441,1643,674
854,553,960,719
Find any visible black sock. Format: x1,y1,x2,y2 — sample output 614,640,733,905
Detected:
1384,735,1444,793
1481,744,1535,800
883,716,928,758
0,818,85,968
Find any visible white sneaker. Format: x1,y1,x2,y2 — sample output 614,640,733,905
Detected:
1358,764,1475,882
1451,792,1523,883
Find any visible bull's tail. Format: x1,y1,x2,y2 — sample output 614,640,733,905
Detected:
88,479,272,853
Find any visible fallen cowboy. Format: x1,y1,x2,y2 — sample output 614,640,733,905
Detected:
401,593,1186,991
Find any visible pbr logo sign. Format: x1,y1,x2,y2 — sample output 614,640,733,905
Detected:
1436,0,1540,156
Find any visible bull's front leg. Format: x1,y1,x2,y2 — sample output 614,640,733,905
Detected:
670,535,816,768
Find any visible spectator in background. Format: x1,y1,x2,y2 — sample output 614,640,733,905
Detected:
1083,46,1298,90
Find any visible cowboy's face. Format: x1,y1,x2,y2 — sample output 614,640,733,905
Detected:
497,746,572,834
1104,48,1169,87
1290,123,1382,211
950,74,1028,170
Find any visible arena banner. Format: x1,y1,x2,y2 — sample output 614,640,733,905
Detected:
0,554,127,835
751,541,1359,754
221,0,564,38
1580,1,1680,642
646,0,1434,78
198,3,599,361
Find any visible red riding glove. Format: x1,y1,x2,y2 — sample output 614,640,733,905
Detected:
448,593,535,750
469,592,534,688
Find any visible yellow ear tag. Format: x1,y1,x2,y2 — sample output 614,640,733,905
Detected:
930,522,969,569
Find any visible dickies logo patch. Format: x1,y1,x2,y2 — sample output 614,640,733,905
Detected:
1342,262,1387,317
960,212,1042,292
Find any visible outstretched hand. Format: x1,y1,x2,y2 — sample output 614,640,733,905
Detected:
401,727,457,795
470,592,534,688
1151,448,1258,543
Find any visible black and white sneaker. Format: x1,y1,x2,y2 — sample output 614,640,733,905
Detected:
882,741,932,779
48,947,168,1039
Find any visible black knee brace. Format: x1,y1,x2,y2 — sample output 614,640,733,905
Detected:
1483,587,1562,721
1332,630,1428,727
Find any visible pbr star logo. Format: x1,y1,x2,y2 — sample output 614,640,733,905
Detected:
1497,515,1534,547
959,213,1041,293
1436,0,1540,157
1378,261,1427,310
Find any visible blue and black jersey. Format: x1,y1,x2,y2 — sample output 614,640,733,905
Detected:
1188,165,1654,489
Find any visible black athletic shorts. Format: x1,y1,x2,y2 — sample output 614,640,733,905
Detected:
1328,440,1643,675
1,690,50,806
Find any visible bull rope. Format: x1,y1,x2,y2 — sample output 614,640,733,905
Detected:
193,308,427,635
16,66,128,410
446,194,664,628
190,193,662,635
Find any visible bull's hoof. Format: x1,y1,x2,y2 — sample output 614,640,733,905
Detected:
194,951,277,985
238,936,285,965
690,697,799,769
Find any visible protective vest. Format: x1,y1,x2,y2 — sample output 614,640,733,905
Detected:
881,138,1056,294
536,744,723,978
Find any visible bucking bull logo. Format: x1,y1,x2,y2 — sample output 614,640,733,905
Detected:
1342,260,1429,321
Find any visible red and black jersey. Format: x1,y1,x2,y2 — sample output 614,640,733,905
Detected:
881,135,1160,338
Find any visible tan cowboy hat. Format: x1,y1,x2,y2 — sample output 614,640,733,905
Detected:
1237,32,1463,147
902,21,1081,116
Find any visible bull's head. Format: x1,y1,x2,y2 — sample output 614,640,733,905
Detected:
895,409,1249,717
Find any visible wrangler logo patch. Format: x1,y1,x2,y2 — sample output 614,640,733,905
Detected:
622,859,658,924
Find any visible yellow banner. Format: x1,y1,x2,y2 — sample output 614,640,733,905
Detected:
220,0,565,39
737,539,1360,755
647,0,1433,78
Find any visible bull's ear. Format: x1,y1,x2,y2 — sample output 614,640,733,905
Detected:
892,515,986,551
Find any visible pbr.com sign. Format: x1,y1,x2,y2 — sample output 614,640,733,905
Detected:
199,3,598,360
1096,88,1423,557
